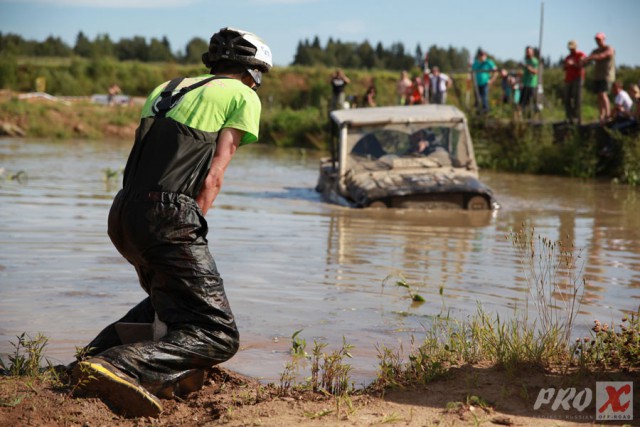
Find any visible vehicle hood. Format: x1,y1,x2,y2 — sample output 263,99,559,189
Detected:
344,160,493,207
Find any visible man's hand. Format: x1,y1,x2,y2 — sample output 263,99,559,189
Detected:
195,128,243,216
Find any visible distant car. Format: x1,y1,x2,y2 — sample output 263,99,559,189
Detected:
316,105,498,210
90,94,131,105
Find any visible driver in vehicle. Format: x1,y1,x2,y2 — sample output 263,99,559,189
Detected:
408,130,437,155
408,129,452,166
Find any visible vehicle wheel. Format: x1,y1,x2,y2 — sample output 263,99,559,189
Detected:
466,196,489,210
368,200,388,209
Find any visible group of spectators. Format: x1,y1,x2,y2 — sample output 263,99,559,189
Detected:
329,66,453,111
329,32,639,130
561,32,638,128
465,32,638,128
395,67,452,106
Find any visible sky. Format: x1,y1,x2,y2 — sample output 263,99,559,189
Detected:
1,0,639,68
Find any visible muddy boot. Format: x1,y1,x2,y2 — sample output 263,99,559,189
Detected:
155,369,205,399
71,358,163,418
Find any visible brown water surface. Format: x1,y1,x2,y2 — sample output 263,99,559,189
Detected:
1,138,638,383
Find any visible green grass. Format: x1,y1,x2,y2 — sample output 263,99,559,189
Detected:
0,332,49,377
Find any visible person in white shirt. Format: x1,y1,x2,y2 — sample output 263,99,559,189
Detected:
429,66,452,105
396,70,412,105
611,81,633,120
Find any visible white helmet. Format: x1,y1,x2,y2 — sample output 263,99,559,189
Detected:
202,27,272,73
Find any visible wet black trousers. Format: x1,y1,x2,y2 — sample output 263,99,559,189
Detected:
83,190,239,395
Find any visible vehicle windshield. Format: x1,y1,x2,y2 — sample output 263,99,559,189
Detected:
347,122,471,169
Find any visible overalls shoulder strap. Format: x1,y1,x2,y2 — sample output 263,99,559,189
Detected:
153,76,229,117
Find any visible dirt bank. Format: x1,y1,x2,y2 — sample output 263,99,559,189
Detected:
2,363,636,426
0,90,140,140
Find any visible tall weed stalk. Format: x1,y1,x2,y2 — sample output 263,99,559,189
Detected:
509,224,585,345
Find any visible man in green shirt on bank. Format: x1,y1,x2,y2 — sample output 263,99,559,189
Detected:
518,46,539,118
471,49,497,113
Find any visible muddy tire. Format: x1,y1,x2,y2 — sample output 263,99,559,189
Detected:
466,195,489,210
368,200,388,209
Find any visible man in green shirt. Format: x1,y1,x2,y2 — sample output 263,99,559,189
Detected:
471,49,497,113
72,27,272,418
518,46,539,118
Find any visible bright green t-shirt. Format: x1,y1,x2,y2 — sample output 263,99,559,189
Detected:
141,74,261,146
522,58,539,88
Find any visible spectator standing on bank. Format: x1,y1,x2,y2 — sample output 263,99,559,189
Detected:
518,46,539,119
429,66,452,104
407,76,425,105
583,32,615,125
563,40,586,124
500,69,511,104
396,70,412,105
630,84,640,122
500,69,520,106
471,49,497,113
107,83,122,106
363,84,377,107
330,69,351,111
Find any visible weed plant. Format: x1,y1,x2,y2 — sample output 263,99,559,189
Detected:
372,225,590,391
278,331,355,398
0,332,49,377
509,224,585,345
573,308,640,369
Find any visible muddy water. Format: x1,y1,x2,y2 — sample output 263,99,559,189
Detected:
1,138,639,383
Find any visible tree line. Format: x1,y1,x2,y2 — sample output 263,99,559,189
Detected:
2,32,477,72
293,36,473,72
0,32,209,64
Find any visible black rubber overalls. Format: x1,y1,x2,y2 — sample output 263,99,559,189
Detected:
82,77,239,396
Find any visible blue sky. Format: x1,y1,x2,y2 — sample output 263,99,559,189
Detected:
1,0,639,68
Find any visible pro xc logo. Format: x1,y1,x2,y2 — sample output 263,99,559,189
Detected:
533,381,633,421
596,381,633,421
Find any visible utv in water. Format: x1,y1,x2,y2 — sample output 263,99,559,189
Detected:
316,104,498,210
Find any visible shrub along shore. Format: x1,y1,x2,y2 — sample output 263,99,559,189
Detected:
0,58,639,183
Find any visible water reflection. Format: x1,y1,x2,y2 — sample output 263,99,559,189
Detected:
0,139,639,384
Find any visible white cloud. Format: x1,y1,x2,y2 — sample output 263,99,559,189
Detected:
1,0,198,8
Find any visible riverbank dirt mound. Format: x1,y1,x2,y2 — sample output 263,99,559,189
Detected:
0,90,139,140
2,364,636,426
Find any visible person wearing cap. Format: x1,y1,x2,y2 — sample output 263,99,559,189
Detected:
563,40,586,124
471,49,498,113
583,32,616,124
71,27,272,417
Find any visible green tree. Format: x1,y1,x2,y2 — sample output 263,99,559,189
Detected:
183,37,208,64
35,36,71,57
116,36,148,61
293,40,313,66
93,34,116,58
148,37,174,62
74,31,92,57
357,41,376,69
